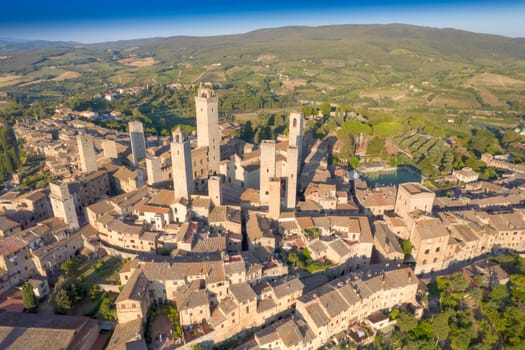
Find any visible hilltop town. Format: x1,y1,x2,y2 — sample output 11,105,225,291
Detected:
0,86,524,350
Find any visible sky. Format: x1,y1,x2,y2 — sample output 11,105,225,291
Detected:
0,0,524,43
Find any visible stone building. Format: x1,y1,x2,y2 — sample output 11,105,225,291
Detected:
394,183,435,222
49,182,79,231
146,156,162,187
76,132,97,173
171,127,193,200
286,112,304,209
260,140,276,205
129,120,146,165
195,86,221,174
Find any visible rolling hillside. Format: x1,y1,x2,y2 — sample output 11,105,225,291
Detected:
1,24,525,114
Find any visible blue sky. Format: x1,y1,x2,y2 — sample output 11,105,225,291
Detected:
0,1,524,43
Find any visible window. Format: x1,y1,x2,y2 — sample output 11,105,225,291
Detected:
424,249,430,254
436,247,441,253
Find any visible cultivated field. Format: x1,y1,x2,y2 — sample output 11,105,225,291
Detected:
467,73,525,90
118,56,159,67
0,74,25,88
51,71,81,81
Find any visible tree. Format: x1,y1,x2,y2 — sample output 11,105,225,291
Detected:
401,239,412,258
373,121,405,137
240,121,254,142
510,274,525,302
319,102,331,116
300,248,312,264
396,311,417,333
192,344,204,350
449,331,472,350
412,319,433,340
98,294,116,320
21,282,38,311
53,288,72,314
367,136,385,155
167,304,183,339
449,272,468,293
418,156,438,178
491,284,509,306
432,310,451,341
89,284,101,301
301,105,316,117
348,156,359,170
60,258,80,276
287,252,299,266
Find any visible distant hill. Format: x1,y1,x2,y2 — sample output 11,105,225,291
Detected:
1,24,525,113
86,24,525,65
2,24,525,69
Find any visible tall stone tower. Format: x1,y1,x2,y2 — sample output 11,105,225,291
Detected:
129,121,147,165
286,112,304,209
288,112,304,157
268,177,281,220
208,176,222,207
77,132,97,173
195,86,220,174
102,140,118,159
49,182,79,231
146,157,162,187
171,127,193,200
260,140,276,204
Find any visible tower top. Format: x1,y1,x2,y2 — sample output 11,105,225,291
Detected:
197,87,216,99
172,126,187,143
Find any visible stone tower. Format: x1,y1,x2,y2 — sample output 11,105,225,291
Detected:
146,156,162,187
268,177,281,220
286,112,304,209
102,140,118,159
77,132,97,173
208,176,222,207
260,140,276,204
171,127,193,200
286,145,299,209
195,86,220,174
129,121,146,165
49,182,79,231
288,112,304,157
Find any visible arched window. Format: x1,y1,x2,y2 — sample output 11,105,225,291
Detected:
293,118,297,128
175,135,180,143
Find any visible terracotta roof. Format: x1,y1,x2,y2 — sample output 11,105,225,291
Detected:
136,205,169,214
229,282,256,304
0,236,27,256
0,312,99,350
0,216,20,232
115,270,149,303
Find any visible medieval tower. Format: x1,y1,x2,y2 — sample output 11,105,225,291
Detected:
260,140,276,205
129,120,147,165
77,132,97,173
195,86,220,174
171,127,193,200
286,112,304,209
49,182,79,231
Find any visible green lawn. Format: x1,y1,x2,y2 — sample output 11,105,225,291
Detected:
81,257,124,285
